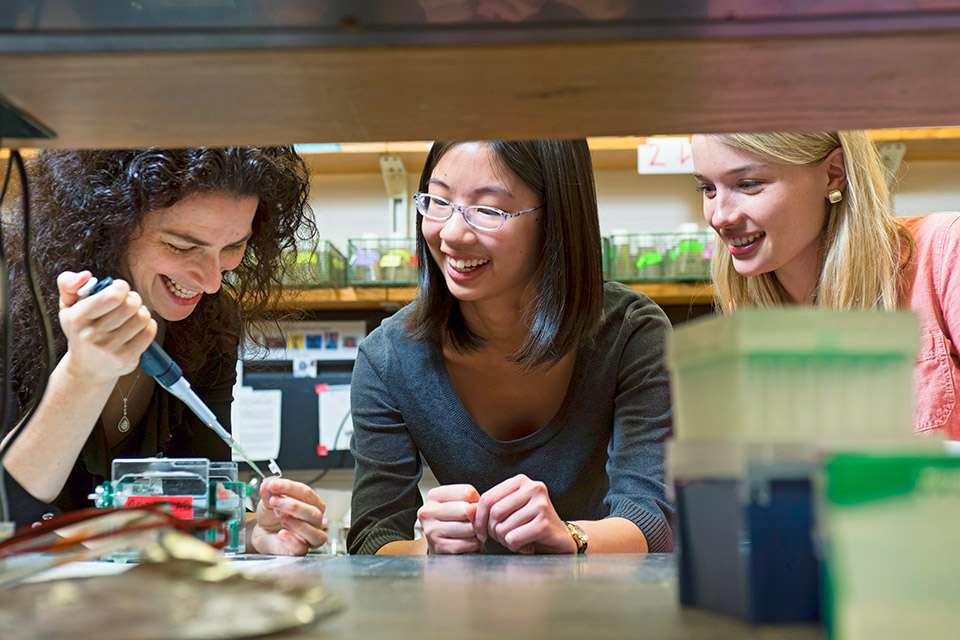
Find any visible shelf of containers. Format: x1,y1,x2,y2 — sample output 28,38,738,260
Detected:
268,235,716,310
347,237,418,287
608,230,715,282
282,240,348,289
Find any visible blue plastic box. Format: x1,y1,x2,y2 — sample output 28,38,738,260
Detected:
672,442,822,624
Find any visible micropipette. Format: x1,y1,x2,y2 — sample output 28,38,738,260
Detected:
78,276,280,480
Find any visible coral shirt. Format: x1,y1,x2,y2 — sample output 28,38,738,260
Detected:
898,213,960,439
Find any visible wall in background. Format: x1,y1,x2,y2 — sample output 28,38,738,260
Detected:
308,170,708,250
307,159,960,252
893,161,960,217
308,172,410,250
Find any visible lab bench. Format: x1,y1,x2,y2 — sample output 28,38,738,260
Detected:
205,553,823,639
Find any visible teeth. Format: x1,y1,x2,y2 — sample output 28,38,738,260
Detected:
162,275,200,299
730,232,765,247
446,256,490,273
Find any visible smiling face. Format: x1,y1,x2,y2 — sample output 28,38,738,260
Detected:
123,191,258,322
691,135,838,302
421,142,543,308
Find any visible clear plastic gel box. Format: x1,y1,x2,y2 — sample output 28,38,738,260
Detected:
110,457,210,520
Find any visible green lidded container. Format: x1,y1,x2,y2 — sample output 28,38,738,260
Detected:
821,453,960,639
606,230,715,282
601,236,611,279
347,237,418,286
283,239,347,288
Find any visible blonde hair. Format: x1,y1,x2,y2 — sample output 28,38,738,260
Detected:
708,131,903,312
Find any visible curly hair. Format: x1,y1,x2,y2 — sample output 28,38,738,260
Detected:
4,147,314,410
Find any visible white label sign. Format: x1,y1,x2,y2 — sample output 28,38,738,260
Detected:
318,384,353,452
231,386,282,461
638,137,694,175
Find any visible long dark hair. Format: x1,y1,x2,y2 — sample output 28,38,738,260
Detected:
404,139,604,369
4,147,314,410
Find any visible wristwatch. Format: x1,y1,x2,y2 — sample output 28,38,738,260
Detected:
563,521,588,555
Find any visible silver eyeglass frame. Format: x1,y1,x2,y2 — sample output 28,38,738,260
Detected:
413,192,542,232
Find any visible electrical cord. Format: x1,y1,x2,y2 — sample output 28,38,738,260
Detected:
0,152,13,438
304,468,329,486
0,151,12,526
0,150,55,524
0,151,14,526
304,407,351,487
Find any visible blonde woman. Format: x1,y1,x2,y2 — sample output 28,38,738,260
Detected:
691,130,959,438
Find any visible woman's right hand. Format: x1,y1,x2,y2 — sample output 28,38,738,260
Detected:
417,484,483,554
57,271,157,383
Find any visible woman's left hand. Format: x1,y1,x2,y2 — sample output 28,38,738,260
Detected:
250,478,327,556
473,474,577,554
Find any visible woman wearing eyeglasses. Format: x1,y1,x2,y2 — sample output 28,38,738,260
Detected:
347,140,673,555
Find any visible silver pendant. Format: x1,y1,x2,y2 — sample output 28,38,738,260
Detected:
115,372,139,435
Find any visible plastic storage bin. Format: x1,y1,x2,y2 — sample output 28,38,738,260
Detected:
666,309,920,445
672,440,822,624
283,240,347,288
601,236,611,279
347,237,418,286
820,454,960,639
607,230,715,282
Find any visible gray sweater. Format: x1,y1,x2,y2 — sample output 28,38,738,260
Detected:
348,282,674,554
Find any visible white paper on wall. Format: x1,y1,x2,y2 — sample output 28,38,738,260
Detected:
317,384,353,452
230,386,282,461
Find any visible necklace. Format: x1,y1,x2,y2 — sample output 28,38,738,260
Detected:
116,370,141,433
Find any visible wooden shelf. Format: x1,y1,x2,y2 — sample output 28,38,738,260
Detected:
270,282,715,311
9,128,960,172
298,128,960,176
272,286,419,311
5,31,960,150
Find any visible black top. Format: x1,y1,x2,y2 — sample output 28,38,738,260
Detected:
348,282,674,554
1,342,237,528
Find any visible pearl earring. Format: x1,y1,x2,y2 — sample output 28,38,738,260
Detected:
827,189,843,204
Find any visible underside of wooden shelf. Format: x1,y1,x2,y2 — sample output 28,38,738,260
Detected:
5,31,960,149
270,282,715,311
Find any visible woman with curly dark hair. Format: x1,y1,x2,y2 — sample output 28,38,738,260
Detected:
1,147,327,555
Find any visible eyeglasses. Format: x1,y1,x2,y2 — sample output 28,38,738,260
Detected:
414,192,542,232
